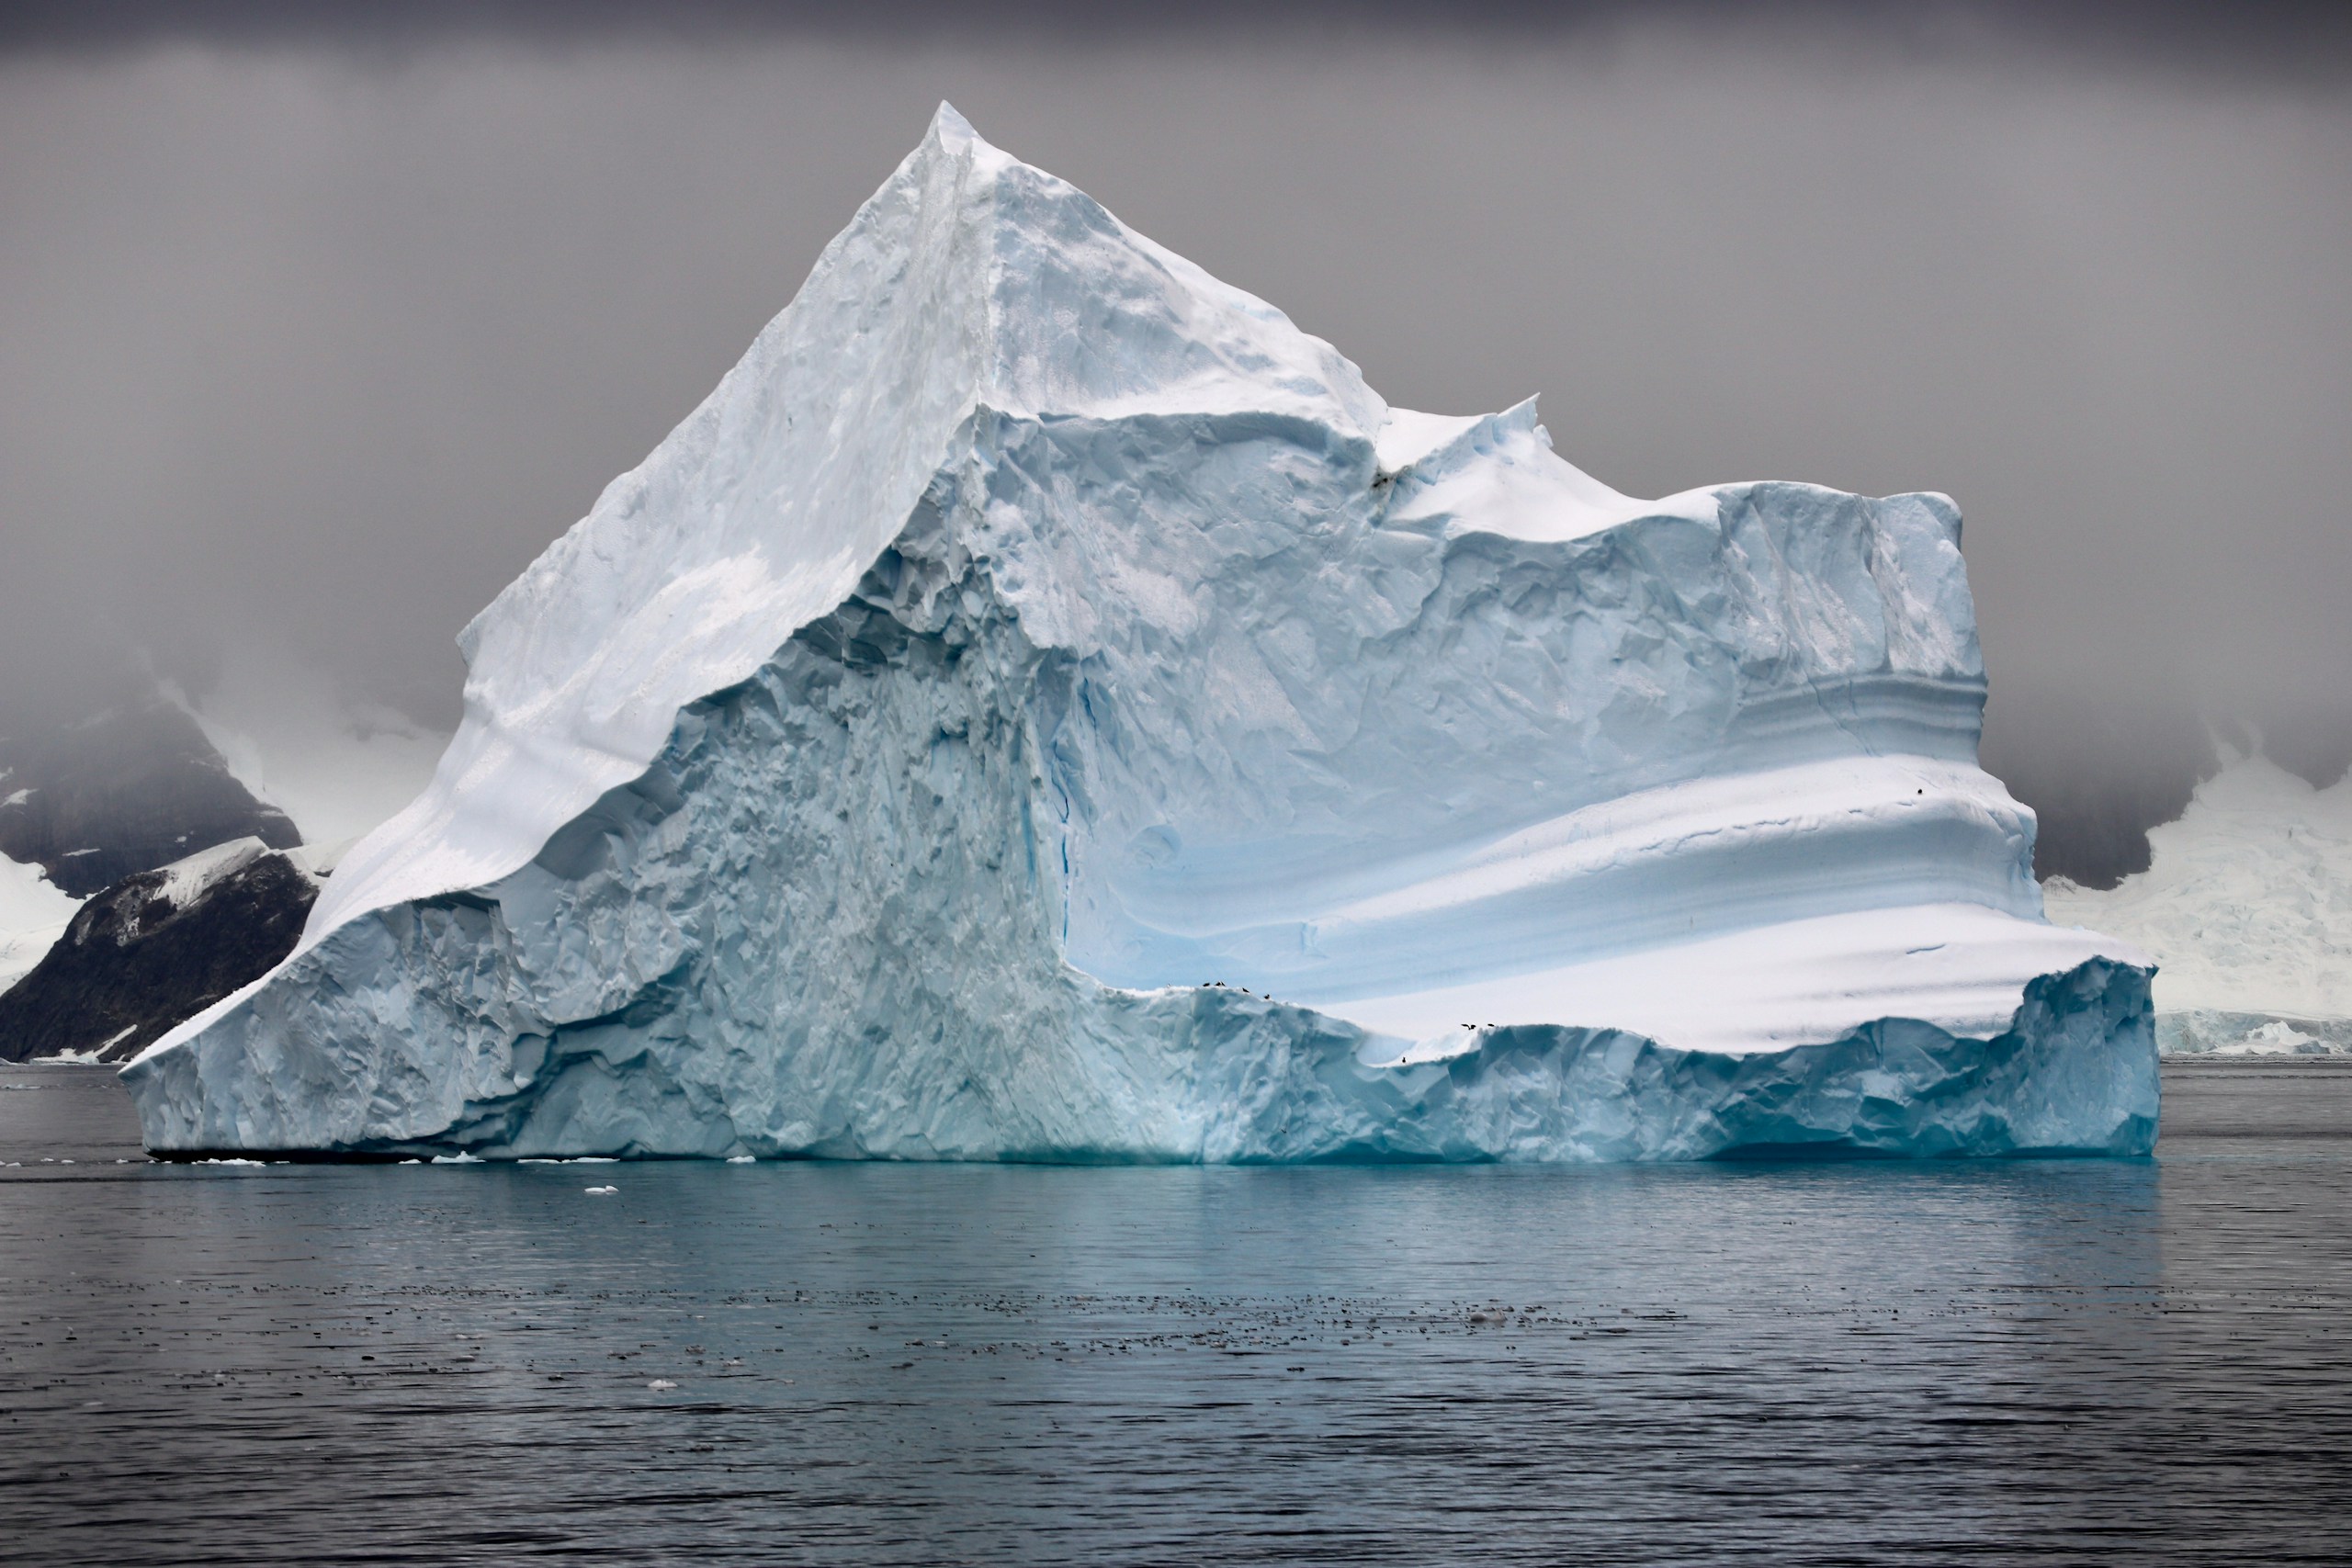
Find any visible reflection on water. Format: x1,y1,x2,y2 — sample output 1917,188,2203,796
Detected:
4,1063,2348,1564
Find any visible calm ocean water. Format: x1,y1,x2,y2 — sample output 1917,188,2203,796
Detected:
4,1061,2348,1565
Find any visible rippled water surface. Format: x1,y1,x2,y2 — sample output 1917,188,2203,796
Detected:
5,1061,2349,1565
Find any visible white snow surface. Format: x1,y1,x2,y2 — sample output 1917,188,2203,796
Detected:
169,646,448,852
123,106,2154,1161
0,849,81,996
2044,750,2352,1054
1340,904,2136,1059
150,836,277,911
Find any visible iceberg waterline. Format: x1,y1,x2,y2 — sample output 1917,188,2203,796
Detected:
121,105,2156,1161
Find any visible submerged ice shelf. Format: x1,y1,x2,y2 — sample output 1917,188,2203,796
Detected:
122,107,2155,1161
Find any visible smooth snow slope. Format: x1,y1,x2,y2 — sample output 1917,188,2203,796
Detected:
123,107,2154,1160
167,647,448,854
0,848,81,996
2045,750,2352,1054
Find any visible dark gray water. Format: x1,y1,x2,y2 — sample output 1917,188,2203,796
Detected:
4,1061,2348,1566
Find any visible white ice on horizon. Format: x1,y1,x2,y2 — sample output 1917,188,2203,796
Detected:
2045,749,2352,1053
166,644,448,854
122,105,2155,1162
0,847,82,996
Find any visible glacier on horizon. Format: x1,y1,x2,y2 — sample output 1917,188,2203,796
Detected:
2045,749,2352,1056
122,106,2156,1161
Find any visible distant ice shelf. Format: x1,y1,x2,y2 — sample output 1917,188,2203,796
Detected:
122,106,2156,1161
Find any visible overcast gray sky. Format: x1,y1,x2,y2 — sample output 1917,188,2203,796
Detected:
3,3,2347,878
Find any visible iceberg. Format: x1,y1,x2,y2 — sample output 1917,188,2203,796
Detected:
122,107,2156,1161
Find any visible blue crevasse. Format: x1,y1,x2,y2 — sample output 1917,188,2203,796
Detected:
121,106,2155,1160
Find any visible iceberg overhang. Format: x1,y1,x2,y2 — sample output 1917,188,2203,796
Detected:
120,106,2156,1161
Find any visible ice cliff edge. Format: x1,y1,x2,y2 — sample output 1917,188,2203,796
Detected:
122,106,2156,1161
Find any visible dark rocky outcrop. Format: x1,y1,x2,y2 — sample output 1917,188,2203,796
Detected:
0,840,320,1064
0,696,299,897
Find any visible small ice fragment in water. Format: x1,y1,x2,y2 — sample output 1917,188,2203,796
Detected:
647,1378,677,1392
584,1184,618,1195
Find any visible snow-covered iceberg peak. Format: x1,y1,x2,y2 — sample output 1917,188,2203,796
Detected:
306,104,1380,953
123,107,2155,1161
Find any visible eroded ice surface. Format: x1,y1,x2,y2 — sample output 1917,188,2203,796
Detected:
121,106,2156,1161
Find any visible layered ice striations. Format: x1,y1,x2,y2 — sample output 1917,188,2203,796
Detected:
122,107,2156,1161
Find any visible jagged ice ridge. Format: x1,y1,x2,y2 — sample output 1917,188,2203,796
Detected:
123,107,2155,1161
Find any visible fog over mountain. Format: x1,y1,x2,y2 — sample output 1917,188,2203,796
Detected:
3,2,2346,885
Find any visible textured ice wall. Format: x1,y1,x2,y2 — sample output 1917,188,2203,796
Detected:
124,107,2155,1160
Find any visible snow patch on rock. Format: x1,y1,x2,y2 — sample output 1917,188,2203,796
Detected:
166,646,447,852
0,850,80,996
